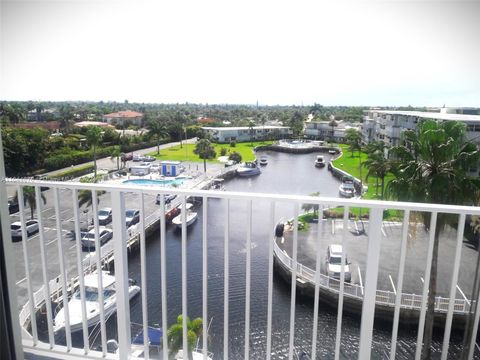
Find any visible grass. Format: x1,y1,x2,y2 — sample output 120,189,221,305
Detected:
330,144,402,220
332,144,394,201
149,141,273,163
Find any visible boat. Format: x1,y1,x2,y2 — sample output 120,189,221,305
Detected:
210,178,225,190
236,162,261,177
339,176,356,198
259,156,268,166
314,155,325,168
171,203,198,229
53,271,140,333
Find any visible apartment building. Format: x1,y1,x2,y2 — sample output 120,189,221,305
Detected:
362,110,480,146
202,125,291,143
304,120,361,143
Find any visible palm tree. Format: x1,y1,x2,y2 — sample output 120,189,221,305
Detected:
85,126,103,179
167,315,203,359
363,150,391,199
15,186,46,219
328,119,338,142
110,146,121,170
148,119,170,155
345,128,362,157
248,120,255,145
386,119,480,359
193,139,216,173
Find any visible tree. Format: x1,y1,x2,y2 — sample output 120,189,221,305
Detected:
289,111,304,138
58,104,75,134
386,119,480,359
15,186,46,220
148,119,169,155
248,120,255,145
228,151,242,164
345,128,362,157
110,146,121,170
85,126,103,179
193,139,216,173
363,150,391,199
328,120,338,142
167,315,203,359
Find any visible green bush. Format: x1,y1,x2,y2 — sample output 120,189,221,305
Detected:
230,140,236,147
220,148,227,156
46,164,95,180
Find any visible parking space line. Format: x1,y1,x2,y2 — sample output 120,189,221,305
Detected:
16,277,27,286
331,219,335,235
381,225,386,237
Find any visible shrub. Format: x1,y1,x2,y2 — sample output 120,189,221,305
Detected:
230,140,236,147
228,151,242,164
220,148,227,156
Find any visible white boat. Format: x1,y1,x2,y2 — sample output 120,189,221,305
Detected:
172,203,198,229
53,271,140,333
236,162,261,177
314,155,325,168
259,156,268,166
176,349,213,360
339,176,356,198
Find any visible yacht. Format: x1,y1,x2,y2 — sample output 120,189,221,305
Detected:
236,162,261,177
53,271,140,333
314,155,325,168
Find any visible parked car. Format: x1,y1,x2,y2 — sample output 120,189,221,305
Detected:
81,227,113,250
8,200,19,214
125,209,140,227
325,244,351,282
156,194,177,205
11,220,39,241
97,207,113,225
132,154,143,162
142,155,155,162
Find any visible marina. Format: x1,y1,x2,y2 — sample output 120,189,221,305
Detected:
9,150,480,359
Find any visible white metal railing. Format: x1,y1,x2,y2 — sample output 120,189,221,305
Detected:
2,177,480,360
273,241,472,313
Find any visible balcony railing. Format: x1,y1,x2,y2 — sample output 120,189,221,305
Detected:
2,178,480,360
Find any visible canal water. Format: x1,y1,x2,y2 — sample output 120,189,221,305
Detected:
47,151,471,359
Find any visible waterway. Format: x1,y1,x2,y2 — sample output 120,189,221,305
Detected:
49,151,471,359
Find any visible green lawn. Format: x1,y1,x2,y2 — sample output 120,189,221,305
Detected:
330,144,401,220
332,144,394,200
149,141,273,163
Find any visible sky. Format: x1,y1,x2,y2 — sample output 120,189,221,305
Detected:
1,0,479,107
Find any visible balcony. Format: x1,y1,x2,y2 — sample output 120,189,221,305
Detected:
2,178,480,359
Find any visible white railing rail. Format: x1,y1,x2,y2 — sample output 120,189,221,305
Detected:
273,241,472,314
3,177,480,360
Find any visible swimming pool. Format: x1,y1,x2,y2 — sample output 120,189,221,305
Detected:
122,179,184,186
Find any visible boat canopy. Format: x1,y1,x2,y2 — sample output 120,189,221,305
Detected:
132,327,163,346
83,272,115,289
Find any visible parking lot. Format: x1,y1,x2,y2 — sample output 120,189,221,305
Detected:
8,185,162,307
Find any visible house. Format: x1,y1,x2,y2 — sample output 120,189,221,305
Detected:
202,125,291,143
103,110,144,127
74,121,114,129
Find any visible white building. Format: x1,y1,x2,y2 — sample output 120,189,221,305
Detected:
362,110,480,146
202,126,292,143
304,120,361,143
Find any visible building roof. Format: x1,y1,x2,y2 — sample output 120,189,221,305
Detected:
202,126,290,131
103,110,144,118
74,121,114,128
368,110,480,123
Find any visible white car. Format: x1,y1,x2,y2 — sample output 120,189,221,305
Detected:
81,227,113,250
98,207,112,225
11,220,39,241
326,244,351,282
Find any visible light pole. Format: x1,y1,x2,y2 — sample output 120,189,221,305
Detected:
184,126,188,162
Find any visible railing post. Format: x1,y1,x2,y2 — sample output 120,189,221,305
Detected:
111,190,131,359
358,207,383,360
